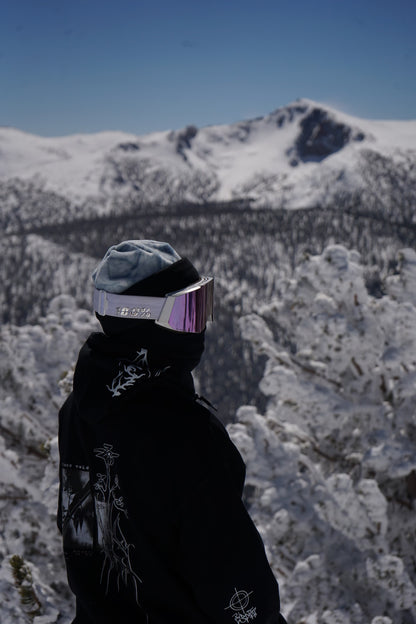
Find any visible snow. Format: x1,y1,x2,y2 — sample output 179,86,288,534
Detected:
1,245,415,622
0,297,98,623
1,99,415,207
1,98,416,622
229,245,416,623
0,127,140,200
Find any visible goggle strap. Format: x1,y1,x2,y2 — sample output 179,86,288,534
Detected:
93,289,165,320
93,276,213,332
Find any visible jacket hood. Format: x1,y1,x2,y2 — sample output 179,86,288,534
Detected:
72,325,204,423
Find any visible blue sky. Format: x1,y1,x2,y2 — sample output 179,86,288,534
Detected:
1,0,415,136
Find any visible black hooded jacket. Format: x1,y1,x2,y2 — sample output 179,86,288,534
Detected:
58,324,286,624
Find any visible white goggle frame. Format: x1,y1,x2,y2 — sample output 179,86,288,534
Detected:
93,276,214,333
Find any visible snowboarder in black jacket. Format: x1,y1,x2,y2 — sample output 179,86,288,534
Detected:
58,240,287,624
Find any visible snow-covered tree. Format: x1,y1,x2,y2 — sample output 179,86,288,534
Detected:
229,245,416,624
2,246,416,623
0,295,97,623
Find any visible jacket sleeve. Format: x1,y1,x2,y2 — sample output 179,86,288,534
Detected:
177,423,287,624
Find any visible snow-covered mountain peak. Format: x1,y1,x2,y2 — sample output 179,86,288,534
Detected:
261,99,368,165
0,99,415,208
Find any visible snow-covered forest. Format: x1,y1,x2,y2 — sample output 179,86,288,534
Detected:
2,241,416,623
1,102,416,623
230,245,416,623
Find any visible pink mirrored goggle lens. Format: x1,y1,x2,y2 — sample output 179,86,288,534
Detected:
158,277,214,333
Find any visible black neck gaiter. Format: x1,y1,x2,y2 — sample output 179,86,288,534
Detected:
87,323,205,375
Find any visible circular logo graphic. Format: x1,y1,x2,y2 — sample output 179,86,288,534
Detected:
229,589,252,612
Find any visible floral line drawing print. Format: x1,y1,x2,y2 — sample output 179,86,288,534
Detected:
107,348,170,397
93,443,142,602
225,588,257,623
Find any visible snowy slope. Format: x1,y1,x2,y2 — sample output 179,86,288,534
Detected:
1,99,415,208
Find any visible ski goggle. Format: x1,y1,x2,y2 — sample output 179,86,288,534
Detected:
93,277,214,333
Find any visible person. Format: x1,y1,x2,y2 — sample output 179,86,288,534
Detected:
57,240,287,624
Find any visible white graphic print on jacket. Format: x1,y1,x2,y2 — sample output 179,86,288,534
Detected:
225,588,257,623
61,463,95,550
94,443,142,602
107,348,170,397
